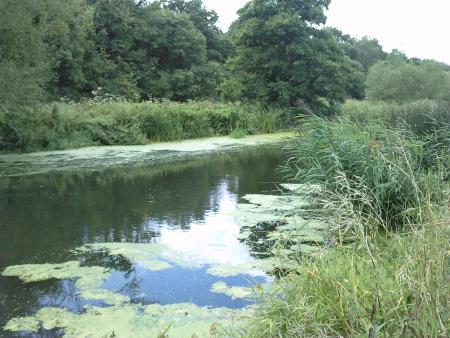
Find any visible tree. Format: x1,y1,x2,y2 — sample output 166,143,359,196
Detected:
222,0,364,114
0,0,49,108
43,0,102,100
160,0,234,62
327,29,387,74
91,0,216,100
366,59,450,102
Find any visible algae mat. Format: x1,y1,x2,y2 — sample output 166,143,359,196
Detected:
0,132,294,177
1,242,264,337
4,303,249,338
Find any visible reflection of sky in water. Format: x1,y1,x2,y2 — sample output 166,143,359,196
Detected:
0,145,285,333
98,179,269,308
102,267,266,309
158,180,255,268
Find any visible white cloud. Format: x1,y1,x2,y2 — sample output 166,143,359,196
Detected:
326,0,450,64
203,0,243,31
202,0,450,65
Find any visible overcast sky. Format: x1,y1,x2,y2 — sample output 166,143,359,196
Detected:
203,0,450,65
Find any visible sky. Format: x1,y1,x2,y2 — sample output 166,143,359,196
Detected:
203,0,450,65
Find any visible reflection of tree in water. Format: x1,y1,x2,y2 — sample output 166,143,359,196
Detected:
0,145,287,332
0,145,285,267
239,221,287,259
80,251,134,273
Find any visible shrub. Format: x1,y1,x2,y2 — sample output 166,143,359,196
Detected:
366,60,450,103
0,101,289,152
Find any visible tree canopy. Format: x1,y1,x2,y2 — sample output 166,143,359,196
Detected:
222,0,364,114
366,58,450,102
0,0,448,112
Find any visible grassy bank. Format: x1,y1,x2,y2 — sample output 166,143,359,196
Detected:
0,101,289,152
235,104,449,337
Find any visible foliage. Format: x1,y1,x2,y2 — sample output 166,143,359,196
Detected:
0,0,49,108
0,0,229,104
284,116,447,229
160,0,234,62
237,220,449,337
0,101,289,152
366,59,450,102
235,114,449,338
327,28,387,74
342,99,450,136
222,0,364,114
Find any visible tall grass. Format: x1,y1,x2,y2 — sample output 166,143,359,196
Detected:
285,116,446,229
238,220,449,337
234,113,449,337
0,101,290,152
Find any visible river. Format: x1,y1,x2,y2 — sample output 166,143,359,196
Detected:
0,134,291,337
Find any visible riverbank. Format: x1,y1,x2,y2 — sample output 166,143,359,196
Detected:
0,131,295,177
0,101,290,152
232,112,449,337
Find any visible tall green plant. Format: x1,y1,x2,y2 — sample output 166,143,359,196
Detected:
284,117,445,229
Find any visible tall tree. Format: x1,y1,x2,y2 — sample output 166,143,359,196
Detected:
91,0,212,100
160,0,234,62
327,28,387,74
0,0,49,108
223,0,364,114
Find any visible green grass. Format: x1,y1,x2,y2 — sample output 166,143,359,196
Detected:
284,116,447,229
236,220,449,337
0,101,290,152
233,108,449,337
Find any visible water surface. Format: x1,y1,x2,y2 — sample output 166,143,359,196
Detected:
0,144,287,336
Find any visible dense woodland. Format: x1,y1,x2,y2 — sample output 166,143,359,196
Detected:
1,0,449,110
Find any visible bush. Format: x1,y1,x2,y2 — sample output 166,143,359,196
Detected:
342,99,450,135
0,101,290,152
366,60,450,103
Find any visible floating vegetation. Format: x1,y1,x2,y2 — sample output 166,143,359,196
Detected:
1,183,328,337
0,132,295,177
78,242,203,270
241,194,310,213
280,183,322,195
4,303,248,337
206,260,273,278
0,261,135,306
233,186,329,263
211,282,253,299
2,261,110,290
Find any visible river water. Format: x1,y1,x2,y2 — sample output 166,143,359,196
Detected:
0,139,288,337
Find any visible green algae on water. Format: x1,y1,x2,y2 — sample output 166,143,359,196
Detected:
1,261,110,290
79,242,201,270
0,132,295,177
207,260,273,277
210,282,253,299
0,261,133,306
4,303,250,338
79,289,130,306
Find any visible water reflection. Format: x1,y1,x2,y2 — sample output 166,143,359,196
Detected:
0,145,286,335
